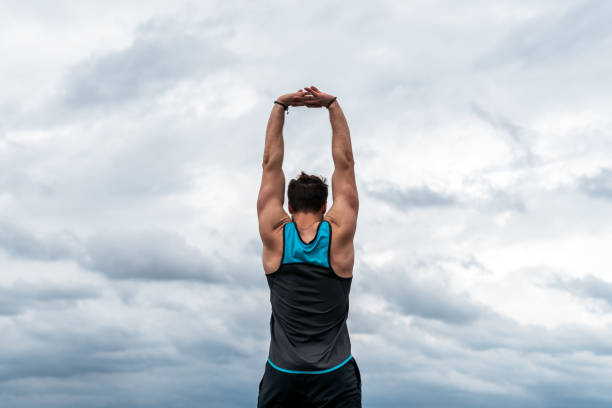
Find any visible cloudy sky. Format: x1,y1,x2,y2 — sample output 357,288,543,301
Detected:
1,0,612,406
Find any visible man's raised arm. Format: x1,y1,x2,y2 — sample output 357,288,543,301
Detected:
303,86,358,230
257,90,307,242
328,101,358,211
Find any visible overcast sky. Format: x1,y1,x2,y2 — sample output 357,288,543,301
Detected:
1,1,612,407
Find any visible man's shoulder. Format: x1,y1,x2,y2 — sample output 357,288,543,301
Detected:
323,213,356,241
324,207,357,228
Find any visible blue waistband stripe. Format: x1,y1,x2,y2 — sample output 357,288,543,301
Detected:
267,354,353,374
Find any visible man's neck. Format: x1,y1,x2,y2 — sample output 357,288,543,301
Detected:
292,212,323,229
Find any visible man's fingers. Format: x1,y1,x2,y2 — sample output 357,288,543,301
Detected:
291,93,312,106
301,92,322,107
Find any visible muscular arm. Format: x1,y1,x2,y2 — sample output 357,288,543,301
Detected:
262,104,286,168
327,101,359,221
323,99,358,277
257,104,290,247
301,87,358,217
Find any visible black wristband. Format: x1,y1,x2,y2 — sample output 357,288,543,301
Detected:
325,96,337,109
274,100,289,114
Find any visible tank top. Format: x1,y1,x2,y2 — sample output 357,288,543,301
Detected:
265,219,353,374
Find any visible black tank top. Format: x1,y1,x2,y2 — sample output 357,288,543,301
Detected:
265,220,353,373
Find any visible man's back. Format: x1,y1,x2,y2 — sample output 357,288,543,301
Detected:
265,220,353,372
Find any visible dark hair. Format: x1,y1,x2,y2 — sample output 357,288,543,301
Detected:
287,171,328,213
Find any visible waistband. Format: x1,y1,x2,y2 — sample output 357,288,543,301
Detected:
266,354,353,374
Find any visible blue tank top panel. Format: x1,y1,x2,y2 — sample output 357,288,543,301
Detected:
282,221,330,269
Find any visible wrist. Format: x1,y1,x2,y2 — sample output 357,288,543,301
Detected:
274,99,289,115
325,97,338,109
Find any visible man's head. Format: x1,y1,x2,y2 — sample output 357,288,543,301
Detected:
287,171,328,216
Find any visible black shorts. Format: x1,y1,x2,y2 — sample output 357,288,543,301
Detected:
257,356,362,407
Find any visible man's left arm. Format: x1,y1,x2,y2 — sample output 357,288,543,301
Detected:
257,102,290,247
257,90,307,246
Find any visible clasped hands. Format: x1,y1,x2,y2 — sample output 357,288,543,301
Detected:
277,86,336,109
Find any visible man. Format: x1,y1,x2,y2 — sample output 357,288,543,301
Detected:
256,85,361,407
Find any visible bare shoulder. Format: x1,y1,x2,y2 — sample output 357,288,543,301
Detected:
324,205,357,278
261,216,291,275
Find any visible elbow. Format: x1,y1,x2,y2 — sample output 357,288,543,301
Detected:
262,155,282,169
333,155,355,169
332,148,355,167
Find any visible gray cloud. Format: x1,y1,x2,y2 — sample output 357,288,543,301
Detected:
475,0,612,68
82,228,228,282
479,186,527,213
388,278,488,325
0,220,227,283
0,326,176,382
364,181,457,209
361,260,490,325
0,220,81,261
548,274,612,310
578,168,612,201
0,281,271,407
469,101,536,166
61,17,235,110
0,281,100,316
369,178,527,214
413,311,612,356
349,289,612,407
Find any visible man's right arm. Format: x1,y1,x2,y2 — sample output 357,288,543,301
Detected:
326,100,358,233
301,86,358,229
